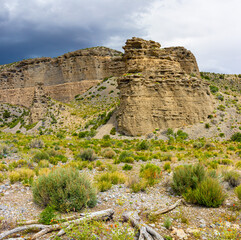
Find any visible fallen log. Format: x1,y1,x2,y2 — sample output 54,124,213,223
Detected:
122,211,164,240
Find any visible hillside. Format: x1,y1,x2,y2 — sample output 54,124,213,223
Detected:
0,38,241,240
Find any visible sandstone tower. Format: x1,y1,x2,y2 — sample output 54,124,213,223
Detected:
117,37,214,136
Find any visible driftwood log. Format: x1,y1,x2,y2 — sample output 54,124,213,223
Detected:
123,211,164,240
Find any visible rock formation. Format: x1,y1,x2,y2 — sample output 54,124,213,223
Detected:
117,37,214,136
0,47,125,108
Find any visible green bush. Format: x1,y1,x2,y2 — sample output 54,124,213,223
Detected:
163,162,171,171
110,127,116,135
140,163,162,186
235,185,241,201
210,85,219,93
185,178,225,207
102,148,116,159
172,163,205,195
78,148,96,161
136,140,150,150
32,167,97,212
39,206,57,225
127,177,147,193
122,164,133,171
223,170,240,187
231,132,241,142
33,151,50,163
118,151,134,163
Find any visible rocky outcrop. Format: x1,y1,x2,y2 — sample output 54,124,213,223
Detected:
117,37,214,136
0,47,125,107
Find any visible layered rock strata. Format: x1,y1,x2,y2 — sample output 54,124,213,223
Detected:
117,37,214,136
0,47,125,107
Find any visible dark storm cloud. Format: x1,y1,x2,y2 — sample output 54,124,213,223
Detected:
0,0,154,64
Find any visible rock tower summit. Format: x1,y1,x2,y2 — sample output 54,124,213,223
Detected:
117,37,214,136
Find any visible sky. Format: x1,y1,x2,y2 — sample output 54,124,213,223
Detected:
0,0,241,74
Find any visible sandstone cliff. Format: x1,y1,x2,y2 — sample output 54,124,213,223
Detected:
0,47,125,107
117,37,214,136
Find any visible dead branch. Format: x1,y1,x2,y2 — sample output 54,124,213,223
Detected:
153,199,183,215
122,211,164,240
0,224,47,240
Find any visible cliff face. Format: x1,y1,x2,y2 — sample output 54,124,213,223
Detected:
0,47,125,107
117,37,214,136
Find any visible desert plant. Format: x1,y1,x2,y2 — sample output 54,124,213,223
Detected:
185,177,225,207
127,176,147,193
223,170,241,187
163,217,172,229
172,163,205,195
140,163,162,186
231,132,241,142
9,168,35,184
32,167,97,212
122,164,133,171
163,162,171,171
33,151,50,163
136,140,150,150
102,148,116,159
39,205,57,225
29,139,44,148
235,185,241,201
118,151,134,163
78,148,97,161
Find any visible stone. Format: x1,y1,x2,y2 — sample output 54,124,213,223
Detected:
172,227,188,239
117,37,214,136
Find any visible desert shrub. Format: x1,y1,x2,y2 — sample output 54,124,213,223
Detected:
39,206,57,225
0,173,6,183
9,168,35,184
210,85,219,93
96,171,126,192
205,123,210,129
217,94,224,101
127,176,147,193
78,148,96,161
185,177,225,207
163,162,171,171
102,135,111,140
220,159,233,165
193,142,204,149
122,164,133,171
38,168,51,176
140,163,162,186
32,167,97,212
110,127,116,135
159,153,172,161
29,139,44,148
33,151,50,163
172,163,205,195
38,160,50,168
223,170,241,187
231,132,241,142
176,130,188,140
136,140,150,150
0,163,8,171
163,217,172,229
235,161,241,169
118,151,134,163
235,185,241,201
102,148,116,159
217,105,225,111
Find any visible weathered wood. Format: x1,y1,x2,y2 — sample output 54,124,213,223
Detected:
153,199,183,215
0,224,47,240
122,211,164,240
